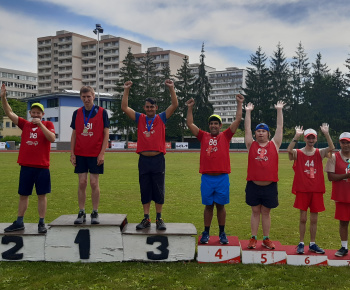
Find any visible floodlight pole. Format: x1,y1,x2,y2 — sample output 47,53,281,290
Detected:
93,24,104,106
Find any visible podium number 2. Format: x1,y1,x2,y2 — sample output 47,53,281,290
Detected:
1,236,24,260
74,229,90,259
146,236,169,260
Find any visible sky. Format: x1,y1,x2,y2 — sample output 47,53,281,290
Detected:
1,0,350,74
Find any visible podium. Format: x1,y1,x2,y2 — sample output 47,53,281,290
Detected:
197,235,241,263
45,214,127,262
325,249,350,266
241,240,286,264
0,223,46,261
122,223,197,262
285,245,328,266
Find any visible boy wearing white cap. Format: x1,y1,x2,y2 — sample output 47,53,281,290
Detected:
325,132,350,257
1,84,55,233
287,124,334,254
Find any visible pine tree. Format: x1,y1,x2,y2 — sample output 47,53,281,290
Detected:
139,50,160,100
269,42,292,127
243,46,271,126
192,43,213,131
111,47,142,141
290,42,311,124
174,56,196,141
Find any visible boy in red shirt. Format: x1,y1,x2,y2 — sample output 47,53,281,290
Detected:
186,94,244,244
287,124,334,254
1,84,55,233
70,86,109,225
325,132,350,257
244,101,285,250
122,80,178,230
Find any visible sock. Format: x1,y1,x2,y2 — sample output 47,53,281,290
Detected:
79,209,85,213
16,216,24,224
299,242,304,245
156,212,161,220
341,241,348,249
309,242,315,246
251,235,257,240
144,214,150,219
92,209,98,213
263,236,269,240
39,218,45,225
219,225,225,233
205,226,210,233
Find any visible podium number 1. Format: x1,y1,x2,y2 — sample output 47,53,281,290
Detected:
74,229,90,259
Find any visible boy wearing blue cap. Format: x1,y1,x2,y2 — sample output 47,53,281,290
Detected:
244,101,285,250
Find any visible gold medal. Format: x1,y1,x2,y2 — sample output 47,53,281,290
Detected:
83,126,88,134
145,131,151,137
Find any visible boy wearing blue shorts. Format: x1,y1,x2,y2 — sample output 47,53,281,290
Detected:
186,94,244,244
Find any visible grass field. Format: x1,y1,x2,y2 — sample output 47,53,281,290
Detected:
0,151,348,289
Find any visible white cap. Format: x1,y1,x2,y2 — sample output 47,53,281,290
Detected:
304,129,317,137
339,132,350,141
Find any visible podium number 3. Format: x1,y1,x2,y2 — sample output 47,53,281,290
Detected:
146,236,169,260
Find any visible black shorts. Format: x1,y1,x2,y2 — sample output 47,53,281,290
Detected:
138,154,165,204
18,166,51,196
74,155,104,174
245,181,279,209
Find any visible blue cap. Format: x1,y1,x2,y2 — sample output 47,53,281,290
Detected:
255,123,269,131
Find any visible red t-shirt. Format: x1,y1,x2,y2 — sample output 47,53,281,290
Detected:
331,152,350,203
17,117,55,169
136,114,166,154
247,141,279,182
197,128,234,174
292,149,325,194
74,107,104,157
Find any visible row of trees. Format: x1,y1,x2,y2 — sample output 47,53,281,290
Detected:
110,44,213,141
244,43,350,138
112,42,350,142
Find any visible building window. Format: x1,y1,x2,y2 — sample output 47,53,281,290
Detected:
6,122,10,128
47,98,59,108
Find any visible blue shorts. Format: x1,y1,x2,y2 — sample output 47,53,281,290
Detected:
74,155,104,174
138,154,165,204
201,174,230,206
18,166,51,196
245,181,279,209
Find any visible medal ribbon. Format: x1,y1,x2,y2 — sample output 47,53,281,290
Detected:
146,115,156,132
83,105,95,129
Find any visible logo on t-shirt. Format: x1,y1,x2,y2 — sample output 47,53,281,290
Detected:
256,147,268,161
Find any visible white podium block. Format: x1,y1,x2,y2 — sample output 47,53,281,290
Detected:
0,223,46,261
326,249,350,266
122,223,197,262
285,245,328,266
241,240,286,265
197,235,241,264
45,214,127,262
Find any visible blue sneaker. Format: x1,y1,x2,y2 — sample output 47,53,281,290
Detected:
296,243,304,254
4,221,25,232
309,243,325,254
200,231,210,244
219,232,229,244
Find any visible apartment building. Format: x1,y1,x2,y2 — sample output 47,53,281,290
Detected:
208,67,246,124
0,67,37,99
37,30,142,95
189,63,216,77
134,47,187,76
